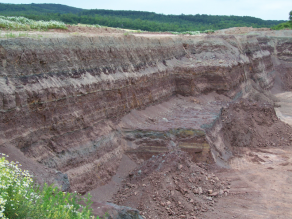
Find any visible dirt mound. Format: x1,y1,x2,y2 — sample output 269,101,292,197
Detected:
220,100,292,147
207,99,292,166
113,151,229,218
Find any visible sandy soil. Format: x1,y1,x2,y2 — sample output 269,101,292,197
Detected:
0,25,125,39
90,154,137,203
205,146,292,219
3,26,288,41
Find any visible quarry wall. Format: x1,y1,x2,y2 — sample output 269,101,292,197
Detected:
0,32,292,193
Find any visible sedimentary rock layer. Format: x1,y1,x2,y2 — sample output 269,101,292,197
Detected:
0,32,291,193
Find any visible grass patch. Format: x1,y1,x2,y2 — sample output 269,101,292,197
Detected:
0,16,67,30
18,32,29,37
0,153,98,219
0,32,42,39
4,32,16,38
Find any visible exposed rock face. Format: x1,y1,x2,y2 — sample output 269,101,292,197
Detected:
124,128,211,162
0,31,292,194
0,35,184,193
118,93,231,165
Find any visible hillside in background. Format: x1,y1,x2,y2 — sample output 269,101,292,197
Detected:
0,3,83,14
0,3,286,32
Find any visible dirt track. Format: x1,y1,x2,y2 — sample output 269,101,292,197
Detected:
207,146,292,219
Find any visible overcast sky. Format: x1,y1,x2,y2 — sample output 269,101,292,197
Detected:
2,0,291,20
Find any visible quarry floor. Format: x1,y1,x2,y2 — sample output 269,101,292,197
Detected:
205,146,292,219
87,91,292,219
89,147,292,219
89,146,292,219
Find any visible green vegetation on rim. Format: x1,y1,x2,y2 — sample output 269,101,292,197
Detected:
0,3,286,32
272,22,292,30
0,15,67,30
0,154,98,219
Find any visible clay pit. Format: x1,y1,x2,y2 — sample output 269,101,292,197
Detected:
1,27,292,218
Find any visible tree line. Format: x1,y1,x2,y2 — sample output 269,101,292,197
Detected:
0,3,287,32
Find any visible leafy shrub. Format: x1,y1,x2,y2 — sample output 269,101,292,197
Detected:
0,153,98,219
0,16,67,30
271,11,292,30
271,22,292,30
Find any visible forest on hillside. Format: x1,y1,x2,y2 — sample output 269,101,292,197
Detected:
0,3,286,32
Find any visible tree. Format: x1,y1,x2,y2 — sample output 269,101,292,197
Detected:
290,11,292,22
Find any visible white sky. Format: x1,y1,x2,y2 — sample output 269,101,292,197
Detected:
1,0,291,20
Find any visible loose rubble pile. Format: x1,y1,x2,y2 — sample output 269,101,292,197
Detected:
113,151,230,218
206,99,292,167
219,100,292,148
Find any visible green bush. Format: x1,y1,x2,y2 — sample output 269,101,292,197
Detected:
0,153,98,219
271,21,292,30
271,11,292,30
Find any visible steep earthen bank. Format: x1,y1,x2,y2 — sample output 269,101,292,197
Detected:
0,31,292,199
